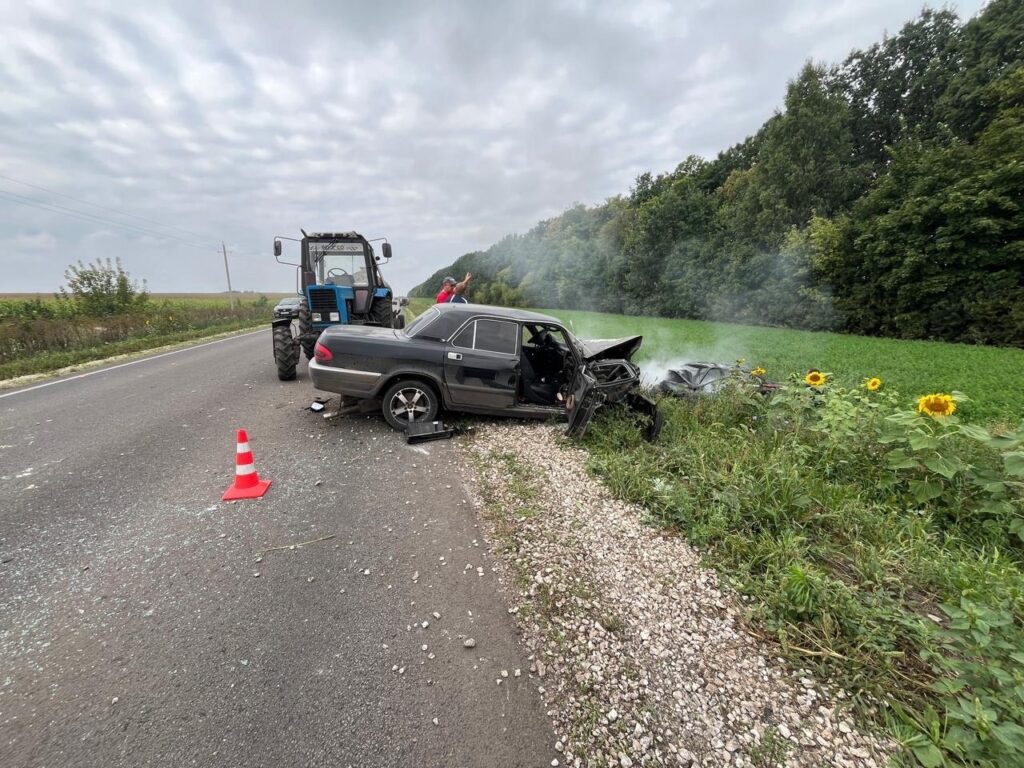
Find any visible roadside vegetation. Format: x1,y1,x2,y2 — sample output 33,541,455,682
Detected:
408,297,1024,763
0,258,280,380
553,309,1024,426
583,379,1024,767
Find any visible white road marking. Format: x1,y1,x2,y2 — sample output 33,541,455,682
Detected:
0,330,265,400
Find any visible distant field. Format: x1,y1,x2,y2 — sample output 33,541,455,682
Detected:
409,299,1024,422
0,293,285,380
0,292,293,304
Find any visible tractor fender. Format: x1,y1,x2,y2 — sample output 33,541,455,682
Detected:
271,317,293,329
371,368,447,404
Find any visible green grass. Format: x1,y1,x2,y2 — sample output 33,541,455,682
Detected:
0,319,266,380
582,385,1024,766
410,299,1024,423
548,309,1024,424
0,294,279,380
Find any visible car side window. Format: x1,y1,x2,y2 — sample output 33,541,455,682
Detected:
474,319,518,355
451,323,475,349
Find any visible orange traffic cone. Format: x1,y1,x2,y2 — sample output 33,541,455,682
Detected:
222,428,272,500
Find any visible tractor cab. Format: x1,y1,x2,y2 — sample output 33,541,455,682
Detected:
271,229,405,381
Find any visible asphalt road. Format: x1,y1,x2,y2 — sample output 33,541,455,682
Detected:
0,331,556,768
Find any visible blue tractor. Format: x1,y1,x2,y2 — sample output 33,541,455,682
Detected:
271,230,404,381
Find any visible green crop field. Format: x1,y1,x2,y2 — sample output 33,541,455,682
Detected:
409,300,1024,423
0,293,289,381
552,310,1024,424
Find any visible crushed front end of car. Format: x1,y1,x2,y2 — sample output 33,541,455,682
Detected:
565,335,663,441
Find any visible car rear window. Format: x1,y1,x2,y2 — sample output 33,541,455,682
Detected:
404,307,441,337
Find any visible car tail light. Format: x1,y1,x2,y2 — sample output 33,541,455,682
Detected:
314,342,333,363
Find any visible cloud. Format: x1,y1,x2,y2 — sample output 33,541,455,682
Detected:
12,232,57,250
0,0,987,294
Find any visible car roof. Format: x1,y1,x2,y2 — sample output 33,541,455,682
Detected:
431,303,561,325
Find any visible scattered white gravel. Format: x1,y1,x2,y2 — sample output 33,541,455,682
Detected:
465,423,894,768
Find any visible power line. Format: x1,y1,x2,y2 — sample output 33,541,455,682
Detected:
0,174,268,262
0,172,219,244
0,189,216,251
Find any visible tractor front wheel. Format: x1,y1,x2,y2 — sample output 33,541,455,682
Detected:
273,323,299,380
381,379,439,431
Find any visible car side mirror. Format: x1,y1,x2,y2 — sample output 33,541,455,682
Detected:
273,239,282,257
382,242,392,261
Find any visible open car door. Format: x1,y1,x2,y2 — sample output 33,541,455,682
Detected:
565,365,602,438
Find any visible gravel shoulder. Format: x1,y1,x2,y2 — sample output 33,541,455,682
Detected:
465,422,895,768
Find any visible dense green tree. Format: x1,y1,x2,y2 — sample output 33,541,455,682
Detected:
821,68,1024,344
830,9,963,172
720,63,860,249
939,0,1024,140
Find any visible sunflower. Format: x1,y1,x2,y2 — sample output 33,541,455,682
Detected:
917,393,956,417
804,370,827,388
864,377,882,391
751,367,766,377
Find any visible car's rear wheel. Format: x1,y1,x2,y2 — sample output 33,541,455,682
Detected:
381,379,439,431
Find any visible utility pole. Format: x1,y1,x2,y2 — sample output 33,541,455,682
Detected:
222,241,235,310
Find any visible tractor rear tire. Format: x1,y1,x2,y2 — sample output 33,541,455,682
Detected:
273,323,299,381
297,300,316,360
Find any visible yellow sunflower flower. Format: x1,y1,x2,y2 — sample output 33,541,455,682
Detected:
751,367,766,377
804,370,827,388
917,393,956,417
865,377,882,391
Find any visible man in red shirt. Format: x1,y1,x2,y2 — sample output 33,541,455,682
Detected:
436,272,472,303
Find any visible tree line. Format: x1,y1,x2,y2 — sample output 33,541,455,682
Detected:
413,1,1023,347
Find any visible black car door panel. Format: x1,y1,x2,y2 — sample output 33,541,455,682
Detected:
444,318,519,407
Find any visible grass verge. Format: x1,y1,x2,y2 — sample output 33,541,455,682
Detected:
0,318,266,381
582,381,1024,767
0,294,279,381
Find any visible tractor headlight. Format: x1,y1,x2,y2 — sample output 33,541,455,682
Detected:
329,312,340,322
312,312,322,322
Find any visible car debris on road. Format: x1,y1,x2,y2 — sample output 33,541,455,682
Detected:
656,362,779,398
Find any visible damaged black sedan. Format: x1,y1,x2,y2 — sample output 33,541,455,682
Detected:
308,304,661,439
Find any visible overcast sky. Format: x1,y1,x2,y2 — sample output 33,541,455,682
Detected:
0,0,986,295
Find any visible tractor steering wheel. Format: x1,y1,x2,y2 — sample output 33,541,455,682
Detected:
326,268,350,279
